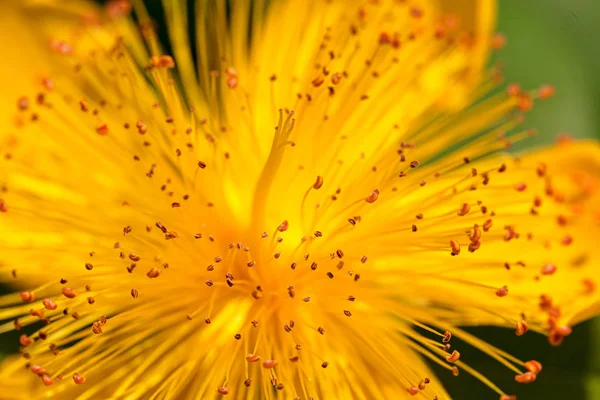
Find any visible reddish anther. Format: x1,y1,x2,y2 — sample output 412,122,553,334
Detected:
515,320,528,336
407,386,419,395
313,176,324,189
42,299,57,310
446,350,460,363
20,334,33,346
217,387,229,395
73,373,86,384
457,203,470,216
20,292,35,303
524,360,542,374
538,84,555,99
96,124,109,135
262,359,278,369
42,374,54,386
365,189,379,203
449,240,460,256
541,264,557,276
515,372,536,384
62,287,77,299
278,220,289,232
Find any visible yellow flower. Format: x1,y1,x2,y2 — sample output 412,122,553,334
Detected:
0,1,599,399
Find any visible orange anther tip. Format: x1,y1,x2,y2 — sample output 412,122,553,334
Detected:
449,240,460,256
524,360,542,374
31,365,46,375
457,203,470,216
538,84,555,99
42,299,57,310
407,386,419,395
313,176,324,190
61,287,77,299
541,264,557,276
73,373,85,384
217,387,229,395
365,189,379,203
312,75,325,87
42,374,54,386
151,55,175,69
515,372,536,384
278,220,289,232
517,94,534,112
262,359,278,369
516,320,528,336
20,334,33,346
515,183,527,192
555,325,572,337
506,83,521,97
20,291,35,303
496,286,509,297
227,76,238,89
491,33,507,50
96,124,109,135
500,395,517,400
442,331,452,343
246,354,261,362
445,350,460,363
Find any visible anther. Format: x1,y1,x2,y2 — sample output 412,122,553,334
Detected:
496,286,509,297
457,203,470,216
469,225,481,243
313,176,324,189
312,76,325,87
42,299,57,310
450,240,461,256
42,374,54,386
217,387,229,395
73,373,85,384
483,219,493,232
62,288,77,299
365,189,379,203
278,220,289,232
445,350,460,363
407,387,419,395
262,360,278,368
20,292,35,303
515,320,528,336
96,124,109,135
524,360,542,374
146,268,161,278
515,372,536,384
442,331,452,343
541,264,557,276
20,334,33,346
245,354,260,362
91,322,103,334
